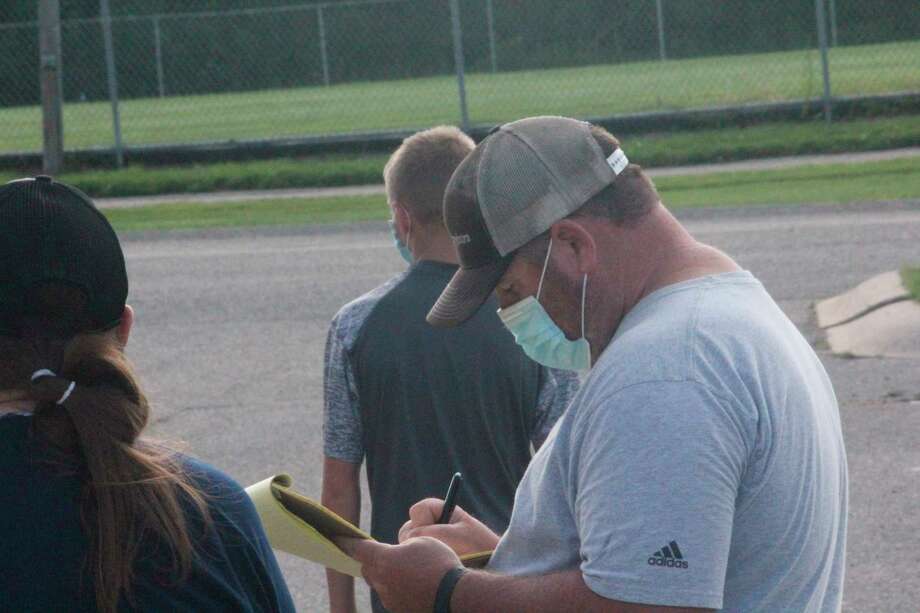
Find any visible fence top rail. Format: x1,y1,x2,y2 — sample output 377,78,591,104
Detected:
0,0,408,29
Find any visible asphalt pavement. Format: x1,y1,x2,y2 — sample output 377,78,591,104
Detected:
124,200,920,612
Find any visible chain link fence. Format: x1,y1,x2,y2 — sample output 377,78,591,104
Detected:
1,0,918,165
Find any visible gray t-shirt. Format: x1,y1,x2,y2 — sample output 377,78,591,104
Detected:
488,272,847,612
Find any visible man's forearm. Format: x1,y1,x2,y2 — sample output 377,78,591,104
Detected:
451,568,704,613
451,568,611,613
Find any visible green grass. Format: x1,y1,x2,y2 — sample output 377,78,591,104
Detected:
903,267,920,301
659,157,920,208
104,158,920,233
6,154,389,198
3,40,918,154
104,194,389,232
626,115,920,167
4,115,918,199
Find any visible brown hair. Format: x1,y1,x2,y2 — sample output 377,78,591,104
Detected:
517,125,660,262
383,125,475,225
0,287,208,612
574,125,660,226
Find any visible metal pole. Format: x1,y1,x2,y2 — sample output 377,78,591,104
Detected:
449,0,470,131
828,0,838,47
39,0,64,174
153,15,165,97
486,0,497,73
100,0,124,167
815,0,832,124
655,0,666,61
317,5,330,86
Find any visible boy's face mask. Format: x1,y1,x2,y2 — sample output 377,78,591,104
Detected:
497,239,591,372
389,219,413,265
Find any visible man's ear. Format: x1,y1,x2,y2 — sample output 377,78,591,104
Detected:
550,219,597,276
116,305,134,347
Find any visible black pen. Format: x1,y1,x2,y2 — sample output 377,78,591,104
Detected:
437,472,463,524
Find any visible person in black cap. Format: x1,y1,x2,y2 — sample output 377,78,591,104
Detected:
338,117,847,613
321,126,578,613
0,177,295,613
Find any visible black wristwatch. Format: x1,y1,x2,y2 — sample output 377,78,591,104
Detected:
433,566,467,613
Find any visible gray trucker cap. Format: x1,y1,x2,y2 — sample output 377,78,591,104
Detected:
427,116,629,327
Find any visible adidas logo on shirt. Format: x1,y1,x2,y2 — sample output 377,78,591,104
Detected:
647,541,688,569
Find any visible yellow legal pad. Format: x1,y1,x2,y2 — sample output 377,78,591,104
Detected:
246,474,492,577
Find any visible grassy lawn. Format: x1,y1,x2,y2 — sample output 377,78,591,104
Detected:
5,154,389,198
5,115,919,199
104,158,920,233
3,40,918,154
903,267,920,301
105,194,389,232
660,157,920,208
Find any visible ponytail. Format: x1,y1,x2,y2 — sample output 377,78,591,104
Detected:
23,334,209,612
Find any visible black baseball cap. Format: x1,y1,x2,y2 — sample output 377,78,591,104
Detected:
0,176,128,338
426,116,630,327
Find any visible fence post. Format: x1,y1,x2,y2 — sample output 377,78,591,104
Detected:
815,0,832,124
449,0,470,131
153,15,166,97
100,0,124,167
655,0,667,61
38,0,64,174
317,5,331,86
485,0,497,73
828,0,838,47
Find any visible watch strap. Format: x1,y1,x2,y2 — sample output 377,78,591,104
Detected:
433,566,467,613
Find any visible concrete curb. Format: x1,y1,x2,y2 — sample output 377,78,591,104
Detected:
825,300,920,359
816,271,910,328
817,270,920,358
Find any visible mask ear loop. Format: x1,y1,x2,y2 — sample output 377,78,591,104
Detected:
536,239,554,301
393,205,413,253
536,239,587,340
405,212,412,254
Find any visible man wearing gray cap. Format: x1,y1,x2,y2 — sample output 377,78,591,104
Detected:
340,116,848,613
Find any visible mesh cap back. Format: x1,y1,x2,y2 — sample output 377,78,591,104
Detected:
478,116,619,255
0,176,128,337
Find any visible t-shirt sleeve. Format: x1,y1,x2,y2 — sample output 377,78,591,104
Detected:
322,311,364,463
530,366,579,447
179,460,297,612
573,380,750,610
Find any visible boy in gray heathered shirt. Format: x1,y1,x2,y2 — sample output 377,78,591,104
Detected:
322,126,578,613
338,117,847,613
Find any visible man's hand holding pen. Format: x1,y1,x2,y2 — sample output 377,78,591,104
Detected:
398,498,501,556
335,473,502,613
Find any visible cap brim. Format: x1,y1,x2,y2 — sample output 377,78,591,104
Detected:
426,257,512,328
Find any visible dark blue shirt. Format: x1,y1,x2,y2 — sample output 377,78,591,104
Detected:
0,413,295,612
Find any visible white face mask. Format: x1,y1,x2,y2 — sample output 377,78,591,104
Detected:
497,240,591,372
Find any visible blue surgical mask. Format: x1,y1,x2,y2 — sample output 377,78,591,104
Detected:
389,220,413,265
497,240,591,372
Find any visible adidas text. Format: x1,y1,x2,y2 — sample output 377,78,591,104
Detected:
648,541,688,569
647,557,688,569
